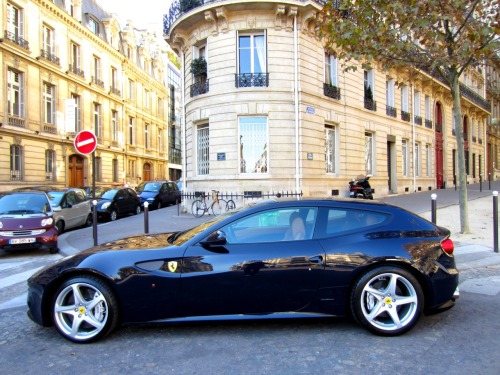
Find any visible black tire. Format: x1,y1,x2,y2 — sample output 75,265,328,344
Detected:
192,200,205,217
156,201,162,210
52,276,119,343
56,221,64,234
110,210,118,221
226,200,236,211
350,266,423,336
49,247,59,254
84,214,93,227
134,205,141,215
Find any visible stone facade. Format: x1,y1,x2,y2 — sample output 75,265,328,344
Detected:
0,0,174,192
165,0,491,199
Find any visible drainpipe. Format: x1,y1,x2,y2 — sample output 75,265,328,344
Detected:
181,51,186,208
293,11,300,195
412,84,416,192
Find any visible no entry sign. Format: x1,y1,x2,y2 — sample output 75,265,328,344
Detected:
74,130,97,155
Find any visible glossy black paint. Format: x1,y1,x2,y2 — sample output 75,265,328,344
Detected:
27,198,459,330
95,187,141,221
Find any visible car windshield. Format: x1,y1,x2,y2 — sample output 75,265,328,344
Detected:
0,193,49,215
137,182,161,193
47,191,64,206
168,205,248,246
101,189,118,200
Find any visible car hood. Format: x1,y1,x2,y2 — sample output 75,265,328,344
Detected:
138,191,159,200
92,232,176,251
0,215,52,230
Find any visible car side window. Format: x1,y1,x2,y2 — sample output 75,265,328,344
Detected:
322,208,388,236
66,192,76,206
222,207,317,244
74,190,85,203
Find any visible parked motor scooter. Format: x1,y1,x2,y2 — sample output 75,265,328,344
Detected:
349,175,374,199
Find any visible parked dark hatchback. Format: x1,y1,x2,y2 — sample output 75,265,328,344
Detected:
27,198,459,343
95,187,141,221
136,181,181,210
0,191,58,253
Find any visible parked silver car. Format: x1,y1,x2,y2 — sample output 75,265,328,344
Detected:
47,188,92,233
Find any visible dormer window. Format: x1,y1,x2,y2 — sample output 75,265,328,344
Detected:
89,17,99,35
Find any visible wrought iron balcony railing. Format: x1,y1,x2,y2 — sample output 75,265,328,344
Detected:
364,98,377,111
91,76,104,87
386,105,396,117
190,79,209,97
414,115,422,125
4,30,29,50
235,73,269,88
68,64,85,78
110,86,121,96
425,119,433,129
323,83,341,100
39,49,60,65
401,111,411,122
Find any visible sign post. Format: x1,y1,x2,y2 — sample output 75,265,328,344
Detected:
74,130,98,245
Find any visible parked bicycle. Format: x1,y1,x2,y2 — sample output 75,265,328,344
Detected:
192,190,235,217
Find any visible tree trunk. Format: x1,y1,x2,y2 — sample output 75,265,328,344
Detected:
450,76,470,233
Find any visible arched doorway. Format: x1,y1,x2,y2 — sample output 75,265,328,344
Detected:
435,102,444,189
68,154,84,187
143,162,152,182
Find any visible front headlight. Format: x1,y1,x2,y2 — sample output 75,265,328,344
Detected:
146,198,155,202
41,217,54,226
0,221,3,229
102,202,111,209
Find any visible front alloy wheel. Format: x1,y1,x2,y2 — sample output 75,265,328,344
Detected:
52,276,119,343
351,266,423,336
109,210,118,221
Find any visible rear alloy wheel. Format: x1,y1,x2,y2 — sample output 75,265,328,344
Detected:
109,210,118,221
135,205,141,215
156,201,162,210
84,214,93,227
52,276,119,343
350,266,423,336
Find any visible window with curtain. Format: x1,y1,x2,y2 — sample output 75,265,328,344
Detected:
238,33,266,74
402,139,409,177
43,82,55,124
325,125,337,173
93,102,102,137
7,68,24,117
197,125,209,175
239,117,268,174
45,150,55,181
10,145,23,180
365,132,374,175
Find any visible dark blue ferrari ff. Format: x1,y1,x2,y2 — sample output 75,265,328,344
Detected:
27,198,459,343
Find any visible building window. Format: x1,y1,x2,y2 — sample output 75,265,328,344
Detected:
45,149,55,181
6,2,28,49
239,117,268,174
402,139,409,177
113,159,119,182
128,79,135,100
110,67,120,95
158,97,164,117
43,82,56,124
324,53,340,99
42,25,56,63
71,93,81,132
426,144,432,177
95,157,102,182
424,95,432,128
89,17,99,35
365,132,374,175
386,78,396,117
111,110,118,142
7,68,24,119
10,145,23,180
414,90,422,125
401,85,410,121
145,123,150,149
415,142,421,177
93,103,102,137
69,42,83,77
129,117,135,145
325,125,337,174
129,160,136,178
197,124,210,175
144,89,150,109
364,70,376,111
236,32,268,87
92,56,102,86
158,129,164,152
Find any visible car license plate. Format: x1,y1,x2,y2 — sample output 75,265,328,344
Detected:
9,238,36,244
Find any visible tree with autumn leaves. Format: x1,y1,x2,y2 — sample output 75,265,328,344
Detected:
318,0,499,233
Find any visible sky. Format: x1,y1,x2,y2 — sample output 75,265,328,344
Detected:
99,0,172,34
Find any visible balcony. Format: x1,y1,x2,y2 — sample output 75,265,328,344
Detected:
43,124,58,134
425,119,433,129
91,76,104,87
3,30,29,50
401,111,411,122
68,64,85,78
414,115,422,125
235,73,269,88
8,115,25,128
39,49,60,65
364,98,377,111
386,105,396,117
323,83,341,100
190,79,209,97
110,86,121,96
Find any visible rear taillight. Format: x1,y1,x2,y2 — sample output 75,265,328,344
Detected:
441,238,454,255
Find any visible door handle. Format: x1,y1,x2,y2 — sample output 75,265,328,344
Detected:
308,255,324,265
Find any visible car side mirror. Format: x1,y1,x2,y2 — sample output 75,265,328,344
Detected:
200,230,228,252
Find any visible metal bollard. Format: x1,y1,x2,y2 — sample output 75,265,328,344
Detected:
144,202,149,234
480,174,482,192
489,173,492,190
494,191,498,253
431,194,437,225
92,200,98,246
